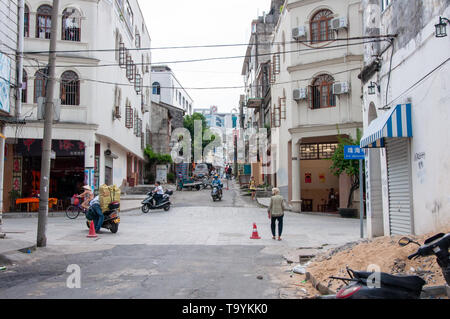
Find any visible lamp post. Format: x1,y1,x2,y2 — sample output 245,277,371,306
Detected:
368,81,379,95
435,17,450,38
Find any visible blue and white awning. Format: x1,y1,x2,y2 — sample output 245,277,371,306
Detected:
360,104,413,148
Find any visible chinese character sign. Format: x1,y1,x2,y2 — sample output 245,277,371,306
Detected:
344,146,365,160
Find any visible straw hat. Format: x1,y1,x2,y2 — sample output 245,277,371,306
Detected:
82,185,91,191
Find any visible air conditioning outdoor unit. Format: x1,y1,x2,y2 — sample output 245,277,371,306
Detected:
331,17,348,30
292,26,306,39
332,82,350,95
293,88,307,100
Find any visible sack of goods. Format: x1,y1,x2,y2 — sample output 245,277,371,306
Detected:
99,184,121,212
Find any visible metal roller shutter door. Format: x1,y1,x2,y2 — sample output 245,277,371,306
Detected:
386,139,413,235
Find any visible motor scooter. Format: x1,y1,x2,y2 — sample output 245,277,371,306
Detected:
141,189,173,213
211,185,222,201
328,233,450,299
85,202,120,233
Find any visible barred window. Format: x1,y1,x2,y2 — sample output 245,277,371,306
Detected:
308,74,336,109
36,5,52,39
300,143,338,160
310,10,334,43
24,5,29,37
125,103,133,128
34,69,48,103
60,71,80,105
62,8,81,42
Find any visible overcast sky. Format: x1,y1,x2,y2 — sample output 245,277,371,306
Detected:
138,0,273,113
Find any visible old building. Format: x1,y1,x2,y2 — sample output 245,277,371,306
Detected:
2,0,152,211
360,0,450,236
241,0,284,186
270,0,364,213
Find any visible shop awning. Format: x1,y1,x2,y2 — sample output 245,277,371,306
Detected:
360,104,412,148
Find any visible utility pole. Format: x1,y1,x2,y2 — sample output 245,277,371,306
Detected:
37,0,59,247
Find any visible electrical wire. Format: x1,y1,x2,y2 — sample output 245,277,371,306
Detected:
23,35,396,55
21,39,386,69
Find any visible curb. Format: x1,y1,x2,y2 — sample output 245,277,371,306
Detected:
305,271,336,296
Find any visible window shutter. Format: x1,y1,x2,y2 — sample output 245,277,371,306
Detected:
125,106,133,128
280,97,286,119
308,85,314,109
119,43,126,68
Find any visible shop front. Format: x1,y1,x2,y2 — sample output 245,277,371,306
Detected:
7,139,86,211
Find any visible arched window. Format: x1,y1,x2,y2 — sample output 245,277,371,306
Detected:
310,9,334,43
62,8,81,41
36,5,52,39
60,71,80,105
309,74,336,109
22,70,27,103
34,69,48,103
152,82,160,95
24,5,29,37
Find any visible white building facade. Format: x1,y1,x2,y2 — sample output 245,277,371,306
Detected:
360,0,450,237
3,0,152,208
271,0,364,212
151,65,193,115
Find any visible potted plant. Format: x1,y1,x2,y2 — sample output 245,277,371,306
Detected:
330,128,363,218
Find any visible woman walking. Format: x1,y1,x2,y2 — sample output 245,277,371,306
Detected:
268,188,286,241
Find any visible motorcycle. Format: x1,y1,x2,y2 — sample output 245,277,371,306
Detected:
328,233,450,299
141,189,173,213
85,202,120,233
211,185,222,201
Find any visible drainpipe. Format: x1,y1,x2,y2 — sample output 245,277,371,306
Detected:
16,0,24,118
0,126,5,238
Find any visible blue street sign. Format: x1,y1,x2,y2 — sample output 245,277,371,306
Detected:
344,145,365,160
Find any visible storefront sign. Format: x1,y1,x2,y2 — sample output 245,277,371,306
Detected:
15,139,85,157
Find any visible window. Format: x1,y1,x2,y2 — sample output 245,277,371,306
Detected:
300,143,338,160
125,102,133,128
24,5,29,37
381,0,391,11
124,0,134,29
135,29,141,48
22,70,27,103
310,9,334,43
60,71,80,105
152,82,161,95
62,8,81,41
36,5,52,39
34,69,48,103
308,74,336,109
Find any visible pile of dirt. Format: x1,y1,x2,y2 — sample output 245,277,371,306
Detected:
306,226,450,294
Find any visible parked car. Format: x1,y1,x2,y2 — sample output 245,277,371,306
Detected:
193,163,209,179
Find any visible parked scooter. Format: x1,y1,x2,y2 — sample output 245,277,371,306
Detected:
85,202,121,233
211,185,222,201
141,189,173,213
328,233,450,299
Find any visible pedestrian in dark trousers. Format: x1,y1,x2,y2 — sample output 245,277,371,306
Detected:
268,188,286,241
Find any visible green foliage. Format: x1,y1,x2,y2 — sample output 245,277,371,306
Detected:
183,112,215,160
144,146,173,165
329,127,364,208
167,172,175,183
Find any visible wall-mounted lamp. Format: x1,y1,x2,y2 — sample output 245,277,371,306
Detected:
368,81,380,95
435,17,450,38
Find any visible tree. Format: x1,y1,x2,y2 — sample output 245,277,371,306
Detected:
183,113,215,162
329,128,363,209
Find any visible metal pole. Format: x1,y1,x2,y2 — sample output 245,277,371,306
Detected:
37,0,59,248
0,126,5,239
359,159,364,238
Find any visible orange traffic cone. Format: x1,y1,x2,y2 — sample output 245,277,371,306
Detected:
87,220,97,238
250,223,261,239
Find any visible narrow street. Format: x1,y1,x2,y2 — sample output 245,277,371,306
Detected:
0,181,362,299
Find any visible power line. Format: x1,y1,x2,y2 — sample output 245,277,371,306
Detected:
22,39,386,68
22,35,395,55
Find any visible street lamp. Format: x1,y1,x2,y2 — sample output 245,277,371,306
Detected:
435,17,450,38
368,81,379,95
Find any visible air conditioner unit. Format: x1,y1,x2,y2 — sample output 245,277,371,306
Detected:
293,88,307,100
331,17,348,30
292,26,306,39
332,82,350,95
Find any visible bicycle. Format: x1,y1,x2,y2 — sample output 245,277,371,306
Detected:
65,195,87,219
